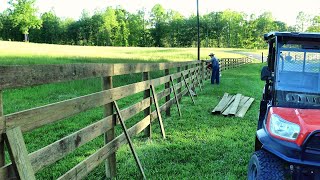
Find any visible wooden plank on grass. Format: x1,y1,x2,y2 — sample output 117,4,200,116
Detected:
5,127,35,180
229,94,242,115
222,103,232,116
220,95,235,113
236,98,255,118
212,93,229,113
237,96,250,111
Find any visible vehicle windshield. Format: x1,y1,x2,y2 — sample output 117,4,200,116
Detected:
276,42,320,94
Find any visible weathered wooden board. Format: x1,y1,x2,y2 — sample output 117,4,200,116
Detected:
0,82,187,178
0,90,4,166
229,94,242,115
0,61,200,90
114,101,146,179
237,96,250,111
2,67,198,134
222,102,232,116
5,127,36,180
189,89,197,97
57,115,151,180
113,61,199,76
170,76,182,117
236,98,255,118
212,93,229,113
150,85,166,139
4,80,150,133
220,95,235,113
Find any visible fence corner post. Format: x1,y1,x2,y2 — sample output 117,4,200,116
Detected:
143,72,151,138
102,76,116,179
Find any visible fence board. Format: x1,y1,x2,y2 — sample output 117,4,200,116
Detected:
5,127,36,180
4,81,150,133
0,64,114,90
1,86,174,179
58,115,151,180
0,62,201,90
0,59,236,179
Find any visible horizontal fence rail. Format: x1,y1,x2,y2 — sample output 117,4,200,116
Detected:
0,57,249,179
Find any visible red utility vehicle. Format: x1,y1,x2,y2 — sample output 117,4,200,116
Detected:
248,32,320,179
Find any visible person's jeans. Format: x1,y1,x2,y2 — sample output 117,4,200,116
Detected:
211,67,220,84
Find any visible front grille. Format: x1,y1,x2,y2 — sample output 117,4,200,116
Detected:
306,134,320,151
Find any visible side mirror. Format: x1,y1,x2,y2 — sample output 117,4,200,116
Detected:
261,66,271,81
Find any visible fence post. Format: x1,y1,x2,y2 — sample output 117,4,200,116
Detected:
102,76,116,179
177,66,181,102
0,90,4,170
143,72,151,138
190,64,195,91
185,65,189,96
200,62,204,85
165,69,170,116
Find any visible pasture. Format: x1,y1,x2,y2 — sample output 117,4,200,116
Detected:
0,41,264,179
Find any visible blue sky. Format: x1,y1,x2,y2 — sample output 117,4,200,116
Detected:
1,0,320,26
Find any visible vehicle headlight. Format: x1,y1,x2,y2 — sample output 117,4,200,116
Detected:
269,114,300,140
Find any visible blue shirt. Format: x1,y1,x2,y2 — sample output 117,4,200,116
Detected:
210,57,219,69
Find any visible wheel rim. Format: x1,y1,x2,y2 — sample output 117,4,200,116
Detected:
249,163,258,180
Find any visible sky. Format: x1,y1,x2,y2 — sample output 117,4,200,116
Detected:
1,0,320,26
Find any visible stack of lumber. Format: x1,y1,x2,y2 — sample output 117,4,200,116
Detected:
212,93,254,118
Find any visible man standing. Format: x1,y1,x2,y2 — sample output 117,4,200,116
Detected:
207,53,220,85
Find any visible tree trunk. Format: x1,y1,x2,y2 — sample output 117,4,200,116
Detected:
24,34,29,42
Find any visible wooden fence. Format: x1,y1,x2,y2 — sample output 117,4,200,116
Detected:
0,57,250,179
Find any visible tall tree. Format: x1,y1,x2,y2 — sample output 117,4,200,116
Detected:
8,0,42,41
150,4,168,47
295,11,311,32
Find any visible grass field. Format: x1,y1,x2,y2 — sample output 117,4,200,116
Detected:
0,41,243,64
0,41,265,179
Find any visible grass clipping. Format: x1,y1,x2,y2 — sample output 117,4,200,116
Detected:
212,93,254,118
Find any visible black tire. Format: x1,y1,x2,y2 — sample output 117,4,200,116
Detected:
248,150,285,180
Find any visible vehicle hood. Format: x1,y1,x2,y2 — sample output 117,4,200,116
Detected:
270,107,320,145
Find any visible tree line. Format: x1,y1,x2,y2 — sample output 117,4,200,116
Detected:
1,0,320,49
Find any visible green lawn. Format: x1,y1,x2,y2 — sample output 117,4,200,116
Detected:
110,63,265,180
0,41,265,179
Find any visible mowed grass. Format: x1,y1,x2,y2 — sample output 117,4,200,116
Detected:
0,41,265,179
0,41,243,65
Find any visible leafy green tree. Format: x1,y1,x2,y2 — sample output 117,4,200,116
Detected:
150,4,168,47
8,0,42,42
128,10,145,46
295,11,311,32
307,15,320,32
114,8,130,46
36,11,61,43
